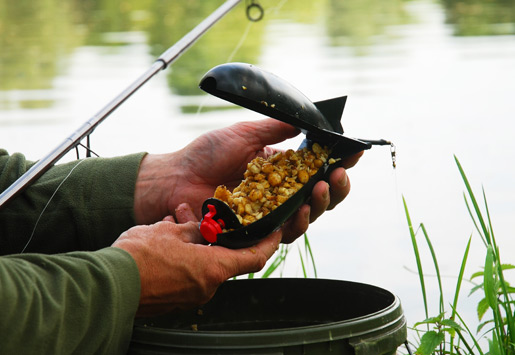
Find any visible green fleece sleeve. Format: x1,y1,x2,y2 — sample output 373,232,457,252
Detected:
0,247,141,354
0,149,147,254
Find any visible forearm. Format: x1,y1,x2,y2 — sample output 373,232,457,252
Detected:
0,150,146,255
0,247,140,354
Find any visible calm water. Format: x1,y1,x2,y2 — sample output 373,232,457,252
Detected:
2,0,515,345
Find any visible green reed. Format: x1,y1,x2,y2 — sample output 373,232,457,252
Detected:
246,232,317,279
403,156,514,355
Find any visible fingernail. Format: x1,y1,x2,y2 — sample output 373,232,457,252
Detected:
305,206,311,221
339,171,348,187
163,215,175,222
322,185,329,200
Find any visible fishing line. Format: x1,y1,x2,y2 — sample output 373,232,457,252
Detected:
227,21,253,62
195,6,257,116
388,144,407,257
195,0,288,117
265,0,288,16
21,159,87,253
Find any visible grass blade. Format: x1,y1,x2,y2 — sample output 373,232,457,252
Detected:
483,187,496,250
420,223,444,314
455,155,491,245
484,245,507,355
451,236,472,320
463,192,488,247
449,235,472,352
456,156,515,349
483,189,515,346
297,244,307,278
261,244,289,278
303,233,318,278
495,263,515,347
452,306,486,355
403,196,429,320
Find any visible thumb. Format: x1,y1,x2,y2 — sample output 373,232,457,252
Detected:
212,230,282,279
233,119,299,148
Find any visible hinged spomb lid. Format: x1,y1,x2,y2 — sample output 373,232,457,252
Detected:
199,62,371,153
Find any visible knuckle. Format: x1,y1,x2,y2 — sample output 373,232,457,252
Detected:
254,252,268,271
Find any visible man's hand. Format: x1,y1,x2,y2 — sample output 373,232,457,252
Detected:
133,118,363,243
112,216,281,317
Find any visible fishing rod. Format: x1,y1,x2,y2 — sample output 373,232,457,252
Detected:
0,0,251,210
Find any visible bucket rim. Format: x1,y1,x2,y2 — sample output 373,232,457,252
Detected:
131,278,407,351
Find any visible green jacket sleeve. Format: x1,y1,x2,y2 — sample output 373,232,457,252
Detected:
0,150,146,353
0,149,147,255
0,247,141,354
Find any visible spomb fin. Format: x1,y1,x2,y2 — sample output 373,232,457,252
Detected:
314,96,347,134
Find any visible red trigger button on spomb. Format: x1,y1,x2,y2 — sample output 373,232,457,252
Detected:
200,204,225,243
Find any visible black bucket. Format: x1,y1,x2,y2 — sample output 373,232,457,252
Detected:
129,278,406,355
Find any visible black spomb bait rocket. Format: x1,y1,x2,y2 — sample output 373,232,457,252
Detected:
198,63,391,249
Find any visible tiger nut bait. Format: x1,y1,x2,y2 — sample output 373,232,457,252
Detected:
214,143,332,226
